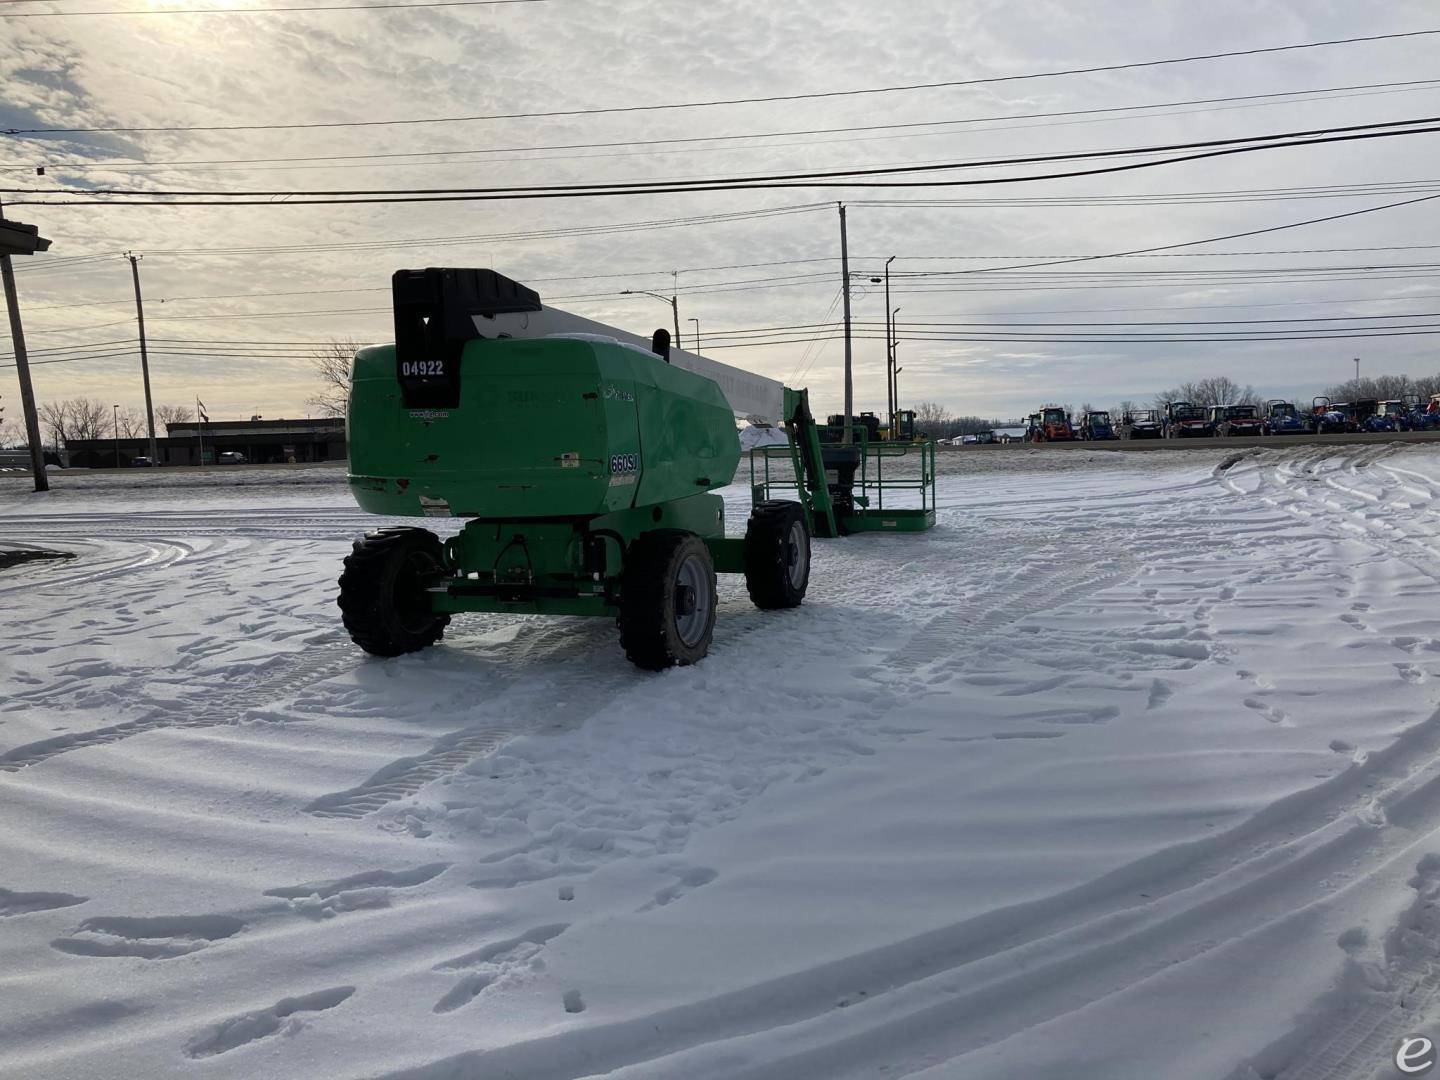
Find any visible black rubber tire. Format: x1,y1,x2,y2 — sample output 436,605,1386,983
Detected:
618,531,717,671
744,500,811,610
337,527,451,657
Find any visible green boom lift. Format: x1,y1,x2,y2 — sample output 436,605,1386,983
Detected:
340,268,934,670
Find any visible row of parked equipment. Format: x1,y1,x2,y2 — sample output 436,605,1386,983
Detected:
1025,395,1440,442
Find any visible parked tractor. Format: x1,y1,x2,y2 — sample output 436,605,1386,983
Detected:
1164,401,1215,438
1312,397,1350,434
1214,404,1264,437
1355,399,1399,433
340,268,934,671
1264,400,1310,435
1030,406,1076,442
1406,395,1440,431
1079,410,1117,440
1121,409,1164,439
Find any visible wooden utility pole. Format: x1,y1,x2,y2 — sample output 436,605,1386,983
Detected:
883,255,895,432
0,212,52,492
126,253,159,462
839,203,853,444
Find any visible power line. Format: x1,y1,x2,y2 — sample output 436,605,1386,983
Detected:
12,115,1436,198
15,119,1440,206
0,0,548,16
12,78,1440,173
7,27,1438,135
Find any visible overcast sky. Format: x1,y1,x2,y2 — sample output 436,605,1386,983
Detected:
2,0,1439,425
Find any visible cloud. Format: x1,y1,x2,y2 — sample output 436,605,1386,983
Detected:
3,0,1439,421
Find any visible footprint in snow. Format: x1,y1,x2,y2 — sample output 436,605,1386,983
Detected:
184,986,354,1058
1147,679,1174,710
263,862,450,919
1397,664,1427,685
0,887,87,918
432,924,569,1014
1243,698,1290,725
638,867,718,913
52,914,245,959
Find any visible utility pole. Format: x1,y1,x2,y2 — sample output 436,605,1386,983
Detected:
891,308,901,420
112,403,120,469
126,252,158,462
839,203,853,444
1354,356,1361,383
0,208,52,492
883,255,895,431
689,318,700,353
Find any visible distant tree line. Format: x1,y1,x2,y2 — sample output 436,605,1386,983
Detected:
910,401,1008,438
28,398,195,451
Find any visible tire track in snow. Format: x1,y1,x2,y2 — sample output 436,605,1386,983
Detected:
877,533,1140,677
387,699,1440,1080
0,639,356,771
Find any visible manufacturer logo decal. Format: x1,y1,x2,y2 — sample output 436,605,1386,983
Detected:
408,409,450,421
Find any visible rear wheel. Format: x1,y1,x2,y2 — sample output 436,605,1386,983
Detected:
744,500,811,610
619,531,716,670
337,527,450,656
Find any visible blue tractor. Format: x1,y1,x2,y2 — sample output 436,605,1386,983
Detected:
1356,399,1398,433
1264,399,1310,435
1312,397,1350,434
1079,410,1118,440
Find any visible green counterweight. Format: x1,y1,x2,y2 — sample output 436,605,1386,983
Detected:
347,337,740,519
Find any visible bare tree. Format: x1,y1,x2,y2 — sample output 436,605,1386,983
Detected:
1116,399,1137,420
306,338,362,418
117,406,148,438
38,398,119,445
38,400,70,450
1322,374,1422,401
155,403,193,429
69,399,111,440
0,415,19,448
912,400,951,429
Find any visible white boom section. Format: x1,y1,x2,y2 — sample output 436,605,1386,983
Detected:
467,305,785,424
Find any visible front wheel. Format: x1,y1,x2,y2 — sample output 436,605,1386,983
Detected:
744,500,811,610
619,531,717,670
337,527,451,657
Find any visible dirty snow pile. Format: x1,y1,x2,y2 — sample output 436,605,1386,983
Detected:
3,445,1440,1080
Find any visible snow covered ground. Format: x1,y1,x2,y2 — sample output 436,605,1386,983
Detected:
3,445,1440,1079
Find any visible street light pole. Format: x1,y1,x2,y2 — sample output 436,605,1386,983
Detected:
688,318,700,353
890,307,901,424
125,253,158,463
671,271,681,348
112,404,120,469
1354,356,1361,383
621,288,682,350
